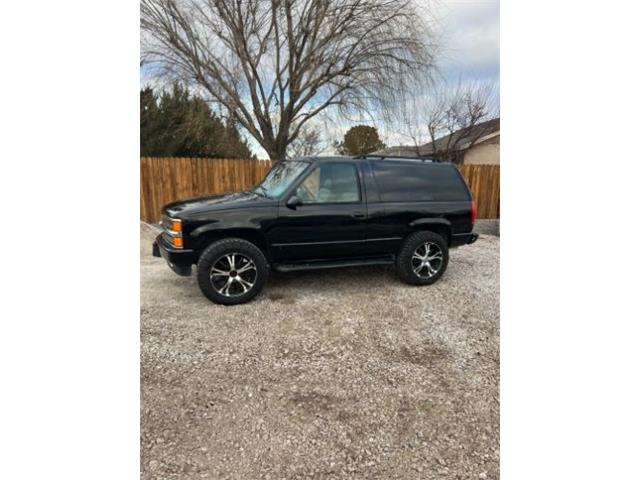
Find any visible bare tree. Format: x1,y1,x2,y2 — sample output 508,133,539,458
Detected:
141,0,438,161
393,79,499,162
286,122,324,158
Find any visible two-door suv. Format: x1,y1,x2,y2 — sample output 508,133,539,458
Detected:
152,155,478,305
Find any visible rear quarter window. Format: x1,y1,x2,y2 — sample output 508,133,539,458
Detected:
371,161,470,202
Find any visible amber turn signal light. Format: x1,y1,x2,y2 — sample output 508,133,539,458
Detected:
171,219,182,232
172,236,183,248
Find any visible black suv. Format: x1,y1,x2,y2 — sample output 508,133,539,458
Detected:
152,156,478,305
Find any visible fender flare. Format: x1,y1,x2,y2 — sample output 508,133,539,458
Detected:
408,218,452,243
190,221,269,255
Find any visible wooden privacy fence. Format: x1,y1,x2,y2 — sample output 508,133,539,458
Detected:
141,157,500,223
458,164,500,219
141,157,273,223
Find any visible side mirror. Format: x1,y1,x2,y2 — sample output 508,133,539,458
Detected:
286,195,302,209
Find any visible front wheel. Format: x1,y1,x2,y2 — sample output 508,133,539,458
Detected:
196,238,269,305
395,231,449,285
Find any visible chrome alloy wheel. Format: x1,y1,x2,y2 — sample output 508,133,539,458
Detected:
411,242,444,279
210,253,258,297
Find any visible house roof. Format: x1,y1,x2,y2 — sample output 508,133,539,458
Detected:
376,117,500,157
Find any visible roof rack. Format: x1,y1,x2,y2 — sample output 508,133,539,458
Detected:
353,154,441,162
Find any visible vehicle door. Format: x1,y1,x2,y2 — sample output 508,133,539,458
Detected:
269,161,367,261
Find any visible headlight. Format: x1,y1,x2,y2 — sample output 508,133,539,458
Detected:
170,218,182,232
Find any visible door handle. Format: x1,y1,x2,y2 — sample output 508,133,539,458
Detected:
352,212,366,219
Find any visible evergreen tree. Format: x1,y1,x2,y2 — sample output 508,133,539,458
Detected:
140,87,160,155
335,125,386,156
140,84,254,158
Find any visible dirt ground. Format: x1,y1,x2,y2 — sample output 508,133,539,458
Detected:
140,222,499,479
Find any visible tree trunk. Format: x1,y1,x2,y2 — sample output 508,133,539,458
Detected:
265,139,289,162
266,146,288,162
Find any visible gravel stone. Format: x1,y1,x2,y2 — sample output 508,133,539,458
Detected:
473,219,499,237
140,222,499,479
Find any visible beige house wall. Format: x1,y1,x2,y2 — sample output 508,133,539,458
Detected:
463,138,500,165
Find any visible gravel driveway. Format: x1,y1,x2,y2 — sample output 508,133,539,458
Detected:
140,222,499,479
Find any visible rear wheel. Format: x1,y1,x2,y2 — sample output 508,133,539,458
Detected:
396,231,449,285
197,238,268,305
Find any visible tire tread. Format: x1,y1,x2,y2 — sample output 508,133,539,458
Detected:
196,238,268,305
395,231,449,285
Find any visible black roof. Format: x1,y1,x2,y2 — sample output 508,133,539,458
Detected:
289,155,442,164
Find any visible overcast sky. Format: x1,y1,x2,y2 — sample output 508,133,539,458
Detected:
435,0,500,83
328,0,500,154
141,0,500,158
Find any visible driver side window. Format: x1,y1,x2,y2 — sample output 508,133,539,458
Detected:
295,163,360,204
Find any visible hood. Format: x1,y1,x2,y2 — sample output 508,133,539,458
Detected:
162,191,276,218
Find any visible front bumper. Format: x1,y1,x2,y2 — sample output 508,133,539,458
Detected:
152,233,195,276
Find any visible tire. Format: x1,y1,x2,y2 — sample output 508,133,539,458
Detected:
196,238,269,305
395,231,449,286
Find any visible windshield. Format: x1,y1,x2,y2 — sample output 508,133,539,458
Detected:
254,161,308,198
